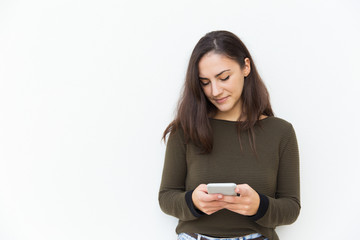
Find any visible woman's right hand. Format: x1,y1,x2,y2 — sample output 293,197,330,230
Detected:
192,184,227,215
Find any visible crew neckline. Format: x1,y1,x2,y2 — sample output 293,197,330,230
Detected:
209,116,273,123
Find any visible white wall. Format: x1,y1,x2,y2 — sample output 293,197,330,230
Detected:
0,0,359,239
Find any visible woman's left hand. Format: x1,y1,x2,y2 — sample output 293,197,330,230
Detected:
219,184,260,216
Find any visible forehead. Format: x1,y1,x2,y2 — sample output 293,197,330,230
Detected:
198,52,239,77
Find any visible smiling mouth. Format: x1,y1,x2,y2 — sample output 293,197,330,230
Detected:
214,96,228,104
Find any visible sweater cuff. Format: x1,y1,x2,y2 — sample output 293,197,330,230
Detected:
185,190,206,217
247,192,269,221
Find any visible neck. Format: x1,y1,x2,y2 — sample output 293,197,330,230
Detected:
213,111,246,122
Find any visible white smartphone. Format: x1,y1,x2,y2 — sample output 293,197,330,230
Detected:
207,183,237,196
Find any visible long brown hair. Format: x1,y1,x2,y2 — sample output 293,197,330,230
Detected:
162,30,274,156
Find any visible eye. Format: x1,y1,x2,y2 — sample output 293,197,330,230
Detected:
200,81,210,86
220,76,230,81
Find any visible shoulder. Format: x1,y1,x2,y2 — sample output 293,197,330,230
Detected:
261,116,296,138
264,116,293,127
167,125,186,144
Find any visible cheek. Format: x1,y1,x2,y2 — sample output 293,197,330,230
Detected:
232,80,244,93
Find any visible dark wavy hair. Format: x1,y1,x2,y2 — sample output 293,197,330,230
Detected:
162,30,274,156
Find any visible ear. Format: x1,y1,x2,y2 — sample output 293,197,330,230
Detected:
244,58,251,77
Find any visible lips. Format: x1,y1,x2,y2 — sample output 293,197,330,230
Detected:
214,96,228,104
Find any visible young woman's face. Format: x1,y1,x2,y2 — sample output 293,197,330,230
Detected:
198,52,251,120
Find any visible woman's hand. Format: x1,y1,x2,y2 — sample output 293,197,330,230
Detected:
219,184,260,216
192,184,227,215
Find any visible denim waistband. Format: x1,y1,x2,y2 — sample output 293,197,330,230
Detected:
178,232,268,240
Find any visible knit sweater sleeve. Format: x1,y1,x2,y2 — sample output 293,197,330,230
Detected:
254,124,301,228
158,128,199,221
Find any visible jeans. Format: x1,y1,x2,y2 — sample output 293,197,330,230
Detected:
177,232,269,240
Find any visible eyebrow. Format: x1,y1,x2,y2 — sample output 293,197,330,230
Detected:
198,69,230,80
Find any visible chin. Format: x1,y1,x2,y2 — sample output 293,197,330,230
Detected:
216,106,231,112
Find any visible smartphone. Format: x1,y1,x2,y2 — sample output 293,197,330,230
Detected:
207,183,237,196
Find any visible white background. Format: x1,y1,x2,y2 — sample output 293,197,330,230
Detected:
1,0,359,239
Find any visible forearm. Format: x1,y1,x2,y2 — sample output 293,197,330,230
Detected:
159,189,201,221
254,195,301,228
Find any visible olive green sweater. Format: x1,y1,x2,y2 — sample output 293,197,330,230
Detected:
158,116,300,240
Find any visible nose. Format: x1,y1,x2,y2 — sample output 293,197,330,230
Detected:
211,81,223,97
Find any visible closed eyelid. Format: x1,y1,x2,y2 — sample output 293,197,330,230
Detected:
199,69,231,80
200,75,229,86
200,80,210,86
199,74,229,83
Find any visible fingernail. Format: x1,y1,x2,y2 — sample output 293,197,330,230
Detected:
218,195,222,199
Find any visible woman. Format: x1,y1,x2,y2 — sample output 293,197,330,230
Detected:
158,30,300,240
